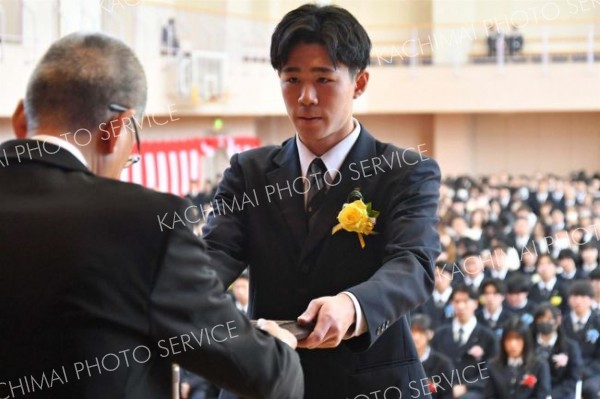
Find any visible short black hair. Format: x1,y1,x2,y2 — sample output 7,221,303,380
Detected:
450,283,479,301
270,4,371,74
480,278,507,295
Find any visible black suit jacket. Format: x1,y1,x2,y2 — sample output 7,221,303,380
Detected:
562,313,600,379
430,323,498,392
484,357,552,399
533,335,582,399
476,307,514,337
203,128,441,398
422,350,454,399
0,139,303,399
413,295,453,330
528,279,569,315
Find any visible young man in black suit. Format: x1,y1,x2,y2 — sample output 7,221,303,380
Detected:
529,253,569,315
431,284,498,399
505,274,536,325
0,33,302,399
411,314,455,399
532,303,582,399
476,278,513,336
563,281,600,399
413,262,454,329
203,4,441,398
557,249,584,287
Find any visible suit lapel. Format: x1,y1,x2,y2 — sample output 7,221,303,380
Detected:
265,138,308,250
299,128,378,265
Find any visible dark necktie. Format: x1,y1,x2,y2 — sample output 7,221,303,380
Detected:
575,320,585,333
306,158,328,219
456,327,464,345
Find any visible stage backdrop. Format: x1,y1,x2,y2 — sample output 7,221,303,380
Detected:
120,136,261,196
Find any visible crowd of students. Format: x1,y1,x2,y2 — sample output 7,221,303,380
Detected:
412,172,600,399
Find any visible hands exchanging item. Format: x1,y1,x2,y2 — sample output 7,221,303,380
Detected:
296,293,356,349
256,293,356,350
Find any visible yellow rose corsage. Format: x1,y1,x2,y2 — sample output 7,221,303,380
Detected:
331,190,379,249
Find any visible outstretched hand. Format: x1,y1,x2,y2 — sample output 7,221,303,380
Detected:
296,294,356,349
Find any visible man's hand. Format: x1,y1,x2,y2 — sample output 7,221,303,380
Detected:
256,319,298,349
180,382,190,399
296,294,356,349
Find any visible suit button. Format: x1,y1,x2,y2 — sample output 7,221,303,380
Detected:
376,326,382,336
385,320,390,328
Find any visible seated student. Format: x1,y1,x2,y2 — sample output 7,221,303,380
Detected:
532,303,582,399
558,249,584,289
519,243,538,278
476,278,514,336
457,252,486,295
411,314,455,399
563,281,600,399
484,317,551,399
580,244,599,277
485,244,519,281
432,283,498,399
413,262,454,329
505,274,536,325
529,253,569,315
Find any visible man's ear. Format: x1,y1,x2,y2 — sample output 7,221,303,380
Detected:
12,100,28,139
353,69,369,99
96,110,135,155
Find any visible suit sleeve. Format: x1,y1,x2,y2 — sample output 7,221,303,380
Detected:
201,153,249,288
552,339,582,398
148,205,303,399
346,154,441,348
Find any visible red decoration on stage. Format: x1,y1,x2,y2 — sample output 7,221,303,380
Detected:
120,136,261,196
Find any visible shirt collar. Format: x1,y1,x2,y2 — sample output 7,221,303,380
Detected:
508,357,523,367
539,277,557,291
537,332,558,347
296,118,360,180
432,287,453,303
453,316,477,340
31,135,89,168
571,310,592,326
483,306,503,321
419,347,431,363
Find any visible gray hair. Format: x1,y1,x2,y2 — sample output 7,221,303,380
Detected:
24,32,147,134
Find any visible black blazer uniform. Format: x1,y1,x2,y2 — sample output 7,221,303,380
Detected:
431,323,498,393
203,128,441,398
533,335,582,399
484,357,552,399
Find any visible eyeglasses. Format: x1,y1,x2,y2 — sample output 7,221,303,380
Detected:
108,103,141,168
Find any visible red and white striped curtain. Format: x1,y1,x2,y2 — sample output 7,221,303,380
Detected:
120,136,261,196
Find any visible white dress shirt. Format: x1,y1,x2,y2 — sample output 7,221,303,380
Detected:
296,119,367,338
538,277,557,292
432,287,452,305
452,316,477,345
571,310,592,330
31,135,89,167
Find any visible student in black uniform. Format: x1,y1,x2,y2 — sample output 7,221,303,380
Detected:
505,274,536,325
432,283,498,399
411,314,455,399
476,278,514,337
529,254,569,315
484,317,552,399
413,262,454,329
532,303,582,399
563,281,600,399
